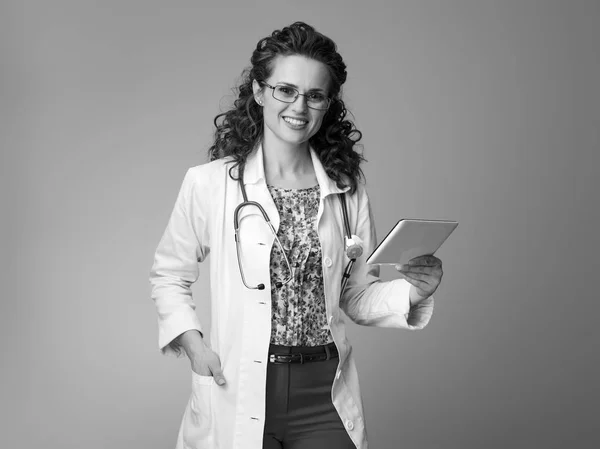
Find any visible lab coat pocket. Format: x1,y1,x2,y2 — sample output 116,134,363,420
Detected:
181,371,215,448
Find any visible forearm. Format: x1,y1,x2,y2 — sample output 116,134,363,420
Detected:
175,329,207,358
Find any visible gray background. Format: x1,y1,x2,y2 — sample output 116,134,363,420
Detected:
2,0,599,448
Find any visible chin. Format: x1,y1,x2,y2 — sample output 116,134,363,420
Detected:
273,129,310,145
284,136,312,147
265,120,317,147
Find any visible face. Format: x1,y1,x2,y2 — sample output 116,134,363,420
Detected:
253,55,331,149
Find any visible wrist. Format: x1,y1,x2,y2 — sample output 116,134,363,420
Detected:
178,330,207,356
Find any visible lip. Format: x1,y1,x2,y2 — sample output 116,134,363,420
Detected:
282,116,309,122
282,116,309,130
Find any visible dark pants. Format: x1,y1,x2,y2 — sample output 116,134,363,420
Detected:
262,343,356,449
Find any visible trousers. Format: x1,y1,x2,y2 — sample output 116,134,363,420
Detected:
262,343,357,449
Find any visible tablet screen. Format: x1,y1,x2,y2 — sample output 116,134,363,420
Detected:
366,219,458,265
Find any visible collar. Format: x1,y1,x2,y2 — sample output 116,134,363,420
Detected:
243,141,350,197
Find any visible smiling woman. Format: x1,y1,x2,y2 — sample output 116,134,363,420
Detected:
207,22,365,194
253,55,331,166
149,21,440,449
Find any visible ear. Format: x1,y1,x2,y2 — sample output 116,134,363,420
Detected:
252,79,263,104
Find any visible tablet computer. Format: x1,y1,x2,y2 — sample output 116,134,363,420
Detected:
366,219,458,265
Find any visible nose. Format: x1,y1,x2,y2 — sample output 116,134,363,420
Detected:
291,94,309,112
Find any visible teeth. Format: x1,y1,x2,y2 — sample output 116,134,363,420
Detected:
284,117,307,125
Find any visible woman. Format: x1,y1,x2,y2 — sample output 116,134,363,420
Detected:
149,22,442,449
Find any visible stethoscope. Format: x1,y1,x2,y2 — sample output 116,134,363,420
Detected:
233,164,363,293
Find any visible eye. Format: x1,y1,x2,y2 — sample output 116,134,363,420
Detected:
308,93,326,102
276,86,295,96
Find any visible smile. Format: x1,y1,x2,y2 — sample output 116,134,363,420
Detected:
283,117,308,126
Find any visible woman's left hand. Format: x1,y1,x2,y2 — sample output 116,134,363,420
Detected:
396,255,443,299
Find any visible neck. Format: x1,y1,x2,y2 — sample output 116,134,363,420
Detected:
261,135,313,182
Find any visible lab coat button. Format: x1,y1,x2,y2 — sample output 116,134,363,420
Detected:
345,420,354,430
328,315,334,325
324,257,332,267
336,370,341,380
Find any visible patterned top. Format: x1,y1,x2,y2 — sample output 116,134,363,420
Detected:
267,184,334,346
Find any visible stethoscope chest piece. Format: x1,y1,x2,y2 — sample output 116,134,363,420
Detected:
345,234,364,259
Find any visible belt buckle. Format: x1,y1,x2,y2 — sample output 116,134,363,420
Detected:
269,354,294,364
299,353,304,364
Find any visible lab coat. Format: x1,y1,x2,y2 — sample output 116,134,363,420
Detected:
149,143,434,449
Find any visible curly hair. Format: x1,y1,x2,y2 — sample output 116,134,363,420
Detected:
207,22,365,195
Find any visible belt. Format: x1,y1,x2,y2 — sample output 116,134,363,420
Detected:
268,343,339,364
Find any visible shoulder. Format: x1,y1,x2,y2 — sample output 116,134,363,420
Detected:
175,157,236,212
173,158,237,220
184,156,236,188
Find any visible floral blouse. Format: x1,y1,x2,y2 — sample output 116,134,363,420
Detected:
267,184,334,346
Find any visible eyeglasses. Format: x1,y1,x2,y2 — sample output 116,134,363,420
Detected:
260,82,331,110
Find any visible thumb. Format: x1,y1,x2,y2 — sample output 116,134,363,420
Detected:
209,358,226,386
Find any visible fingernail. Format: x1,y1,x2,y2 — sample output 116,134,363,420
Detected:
217,378,225,385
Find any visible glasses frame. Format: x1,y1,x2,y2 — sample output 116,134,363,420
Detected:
260,81,332,111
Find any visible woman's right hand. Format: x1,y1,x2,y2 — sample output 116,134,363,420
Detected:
177,330,227,386
189,347,227,386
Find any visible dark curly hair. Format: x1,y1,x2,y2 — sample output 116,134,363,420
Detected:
207,22,365,195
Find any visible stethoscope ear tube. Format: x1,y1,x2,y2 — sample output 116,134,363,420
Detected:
339,194,361,294
234,162,362,294
340,259,355,294
235,163,293,290
339,194,352,241
234,226,265,290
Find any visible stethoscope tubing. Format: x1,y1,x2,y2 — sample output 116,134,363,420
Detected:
234,163,358,293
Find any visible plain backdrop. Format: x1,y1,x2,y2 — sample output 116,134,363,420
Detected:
2,1,599,448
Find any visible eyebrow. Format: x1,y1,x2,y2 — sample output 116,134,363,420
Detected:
276,82,327,93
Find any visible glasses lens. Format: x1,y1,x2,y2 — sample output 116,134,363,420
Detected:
306,93,329,110
273,86,297,102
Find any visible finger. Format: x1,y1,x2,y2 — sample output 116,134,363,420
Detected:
210,366,227,386
407,255,432,266
193,364,212,377
408,255,441,266
398,271,431,282
402,272,432,287
405,270,442,294
403,267,443,280
396,265,434,274
208,355,227,386
403,273,439,295
401,275,431,292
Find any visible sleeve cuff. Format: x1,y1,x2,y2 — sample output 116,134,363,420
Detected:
158,307,204,357
406,295,434,329
380,279,434,330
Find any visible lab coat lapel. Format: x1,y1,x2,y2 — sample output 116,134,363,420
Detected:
309,147,350,198
241,142,280,234
237,143,350,254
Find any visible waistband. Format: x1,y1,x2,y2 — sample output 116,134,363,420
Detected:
268,342,338,364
